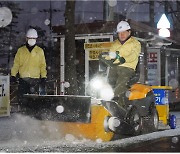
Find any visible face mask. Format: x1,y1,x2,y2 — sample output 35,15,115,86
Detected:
28,39,36,46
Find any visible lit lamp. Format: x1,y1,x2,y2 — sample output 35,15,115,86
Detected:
157,14,170,37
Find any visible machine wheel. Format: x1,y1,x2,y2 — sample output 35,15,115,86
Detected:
128,107,143,135
148,105,159,132
169,114,176,129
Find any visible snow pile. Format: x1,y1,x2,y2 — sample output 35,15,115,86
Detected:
0,113,63,145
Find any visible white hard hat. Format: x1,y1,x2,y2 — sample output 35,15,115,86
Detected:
116,21,131,33
26,28,38,38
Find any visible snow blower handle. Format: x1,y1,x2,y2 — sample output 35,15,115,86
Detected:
98,52,114,67
106,51,126,66
98,51,126,67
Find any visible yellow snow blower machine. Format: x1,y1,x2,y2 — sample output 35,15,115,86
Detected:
19,51,160,142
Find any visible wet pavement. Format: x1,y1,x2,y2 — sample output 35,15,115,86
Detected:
123,136,180,152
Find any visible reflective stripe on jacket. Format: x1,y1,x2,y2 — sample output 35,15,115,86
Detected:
110,37,141,70
11,45,47,78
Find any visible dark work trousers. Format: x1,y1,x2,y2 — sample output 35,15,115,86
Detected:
18,78,40,104
108,66,135,107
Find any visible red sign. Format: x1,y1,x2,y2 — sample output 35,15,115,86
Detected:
148,52,157,62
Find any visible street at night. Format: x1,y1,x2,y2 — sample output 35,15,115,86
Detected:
1,1,180,152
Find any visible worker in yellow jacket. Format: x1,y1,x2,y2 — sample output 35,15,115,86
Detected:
105,21,141,107
11,28,47,101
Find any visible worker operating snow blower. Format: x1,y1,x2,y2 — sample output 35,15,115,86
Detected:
85,21,159,137
99,20,141,108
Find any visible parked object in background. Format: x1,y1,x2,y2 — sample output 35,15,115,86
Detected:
152,86,177,129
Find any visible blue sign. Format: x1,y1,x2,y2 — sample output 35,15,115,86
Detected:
153,89,168,105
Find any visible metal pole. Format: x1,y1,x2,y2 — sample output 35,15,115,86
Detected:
103,0,114,21
149,1,155,27
164,0,168,15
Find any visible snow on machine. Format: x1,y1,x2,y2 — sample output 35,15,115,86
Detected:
19,51,160,142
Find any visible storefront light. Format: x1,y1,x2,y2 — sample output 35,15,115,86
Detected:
157,14,171,38
157,14,170,29
158,28,170,37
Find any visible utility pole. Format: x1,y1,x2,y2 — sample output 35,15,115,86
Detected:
103,0,114,21
149,1,155,27
49,0,53,80
64,0,79,95
49,0,52,33
164,0,169,15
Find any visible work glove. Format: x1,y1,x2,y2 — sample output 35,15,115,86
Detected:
115,51,126,64
40,78,46,85
10,76,17,84
109,51,117,59
98,52,114,67
108,51,126,65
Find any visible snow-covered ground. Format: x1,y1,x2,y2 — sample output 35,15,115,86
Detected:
0,111,180,152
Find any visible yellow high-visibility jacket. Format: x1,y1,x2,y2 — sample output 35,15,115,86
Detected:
11,45,47,78
109,37,141,70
